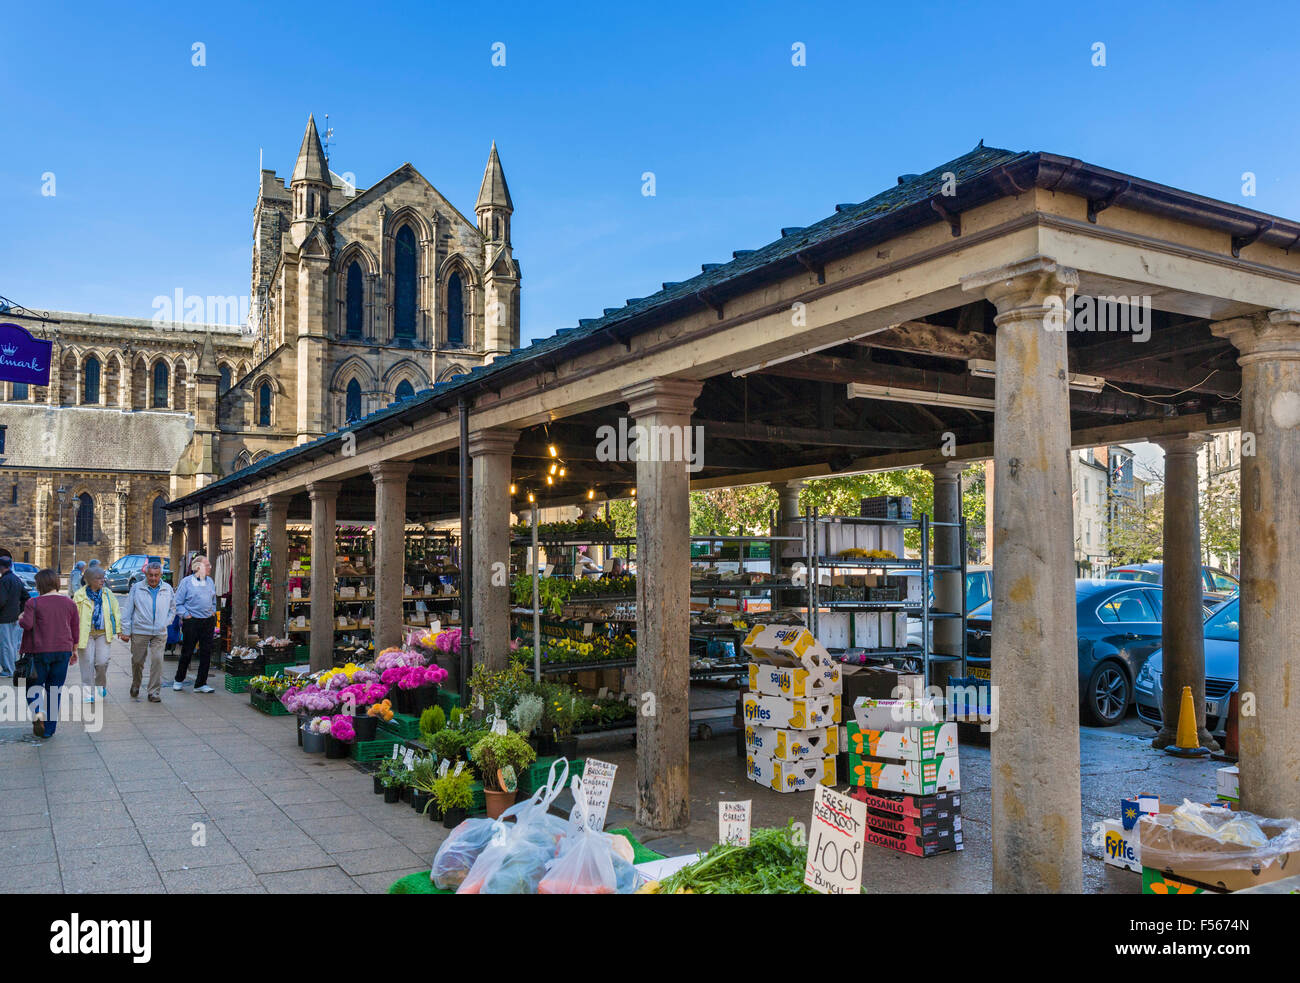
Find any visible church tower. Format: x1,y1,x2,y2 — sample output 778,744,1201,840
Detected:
476,142,520,358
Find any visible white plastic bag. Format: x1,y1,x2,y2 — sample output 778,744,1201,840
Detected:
537,777,625,894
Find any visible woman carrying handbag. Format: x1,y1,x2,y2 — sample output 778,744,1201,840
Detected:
17,569,81,738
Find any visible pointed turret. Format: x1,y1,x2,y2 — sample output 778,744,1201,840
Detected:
196,329,220,380
476,141,514,214
476,142,519,358
290,115,331,246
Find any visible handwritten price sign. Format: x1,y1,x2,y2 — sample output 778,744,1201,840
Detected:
804,785,865,895
718,800,751,846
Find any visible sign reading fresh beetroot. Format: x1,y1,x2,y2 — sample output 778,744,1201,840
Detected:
0,322,52,386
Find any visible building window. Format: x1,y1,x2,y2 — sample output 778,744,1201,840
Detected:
153,362,169,407
394,226,417,339
11,382,27,401
10,484,17,505
258,382,272,426
395,379,415,402
83,356,101,403
151,495,168,543
75,492,94,544
346,261,365,338
446,272,464,346
346,378,362,422
219,364,232,395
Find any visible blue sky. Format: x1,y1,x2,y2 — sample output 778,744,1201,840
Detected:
3,0,1298,342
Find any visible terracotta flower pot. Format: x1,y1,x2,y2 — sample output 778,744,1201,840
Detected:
484,787,515,819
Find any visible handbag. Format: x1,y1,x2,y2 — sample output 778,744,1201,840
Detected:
14,651,34,681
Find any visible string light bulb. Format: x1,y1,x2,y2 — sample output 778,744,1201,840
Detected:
549,463,558,476
548,444,558,458
509,483,517,495
546,475,553,486
587,488,595,500
559,467,566,478
631,487,637,497
527,491,535,503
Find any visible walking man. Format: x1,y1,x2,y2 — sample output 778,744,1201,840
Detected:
120,560,175,702
0,555,28,677
68,560,87,597
174,554,217,693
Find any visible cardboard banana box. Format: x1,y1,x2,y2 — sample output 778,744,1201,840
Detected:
747,661,843,699
845,721,958,761
745,751,837,793
744,724,839,761
742,692,841,730
849,752,960,795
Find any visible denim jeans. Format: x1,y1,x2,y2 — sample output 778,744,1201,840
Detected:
0,621,19,675
27,651,72,737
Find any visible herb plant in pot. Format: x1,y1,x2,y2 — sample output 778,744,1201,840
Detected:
373,757,399,794
433,769,475,828
510,693,545,752
382,761,408,804
409,758,437,814
469,731,536,819
324,714,356,759
548,696,578,759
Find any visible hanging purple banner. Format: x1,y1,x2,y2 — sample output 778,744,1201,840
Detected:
0,322,53,385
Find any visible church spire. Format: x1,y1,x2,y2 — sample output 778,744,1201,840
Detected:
475,141,513,244
290,114,331,246
293,114,330,185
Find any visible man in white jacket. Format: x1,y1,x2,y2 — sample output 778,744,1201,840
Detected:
120,561,177,702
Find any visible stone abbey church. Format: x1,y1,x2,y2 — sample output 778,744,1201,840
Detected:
0,117,520,569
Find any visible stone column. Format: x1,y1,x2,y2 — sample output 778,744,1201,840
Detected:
370,462,414,653
1212,310,1300,818
1152,434,1217,751
229,505,254,645
962,258,1081,894
775,478,803,523
469,430,519,671
307,481,339,671
206,511,224,559
624,377,702,830
263,494,292,638
184,516,203,564
168,519,185,585
927,462,964,686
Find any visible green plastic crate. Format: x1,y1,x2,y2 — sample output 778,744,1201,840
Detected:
294,644,309,661
435,690,462,715
469,781,485,813
520,756,584,794
380,712,422,740
224,674,252,694
352,736,402,761
248,690,288,715
265,661,294,676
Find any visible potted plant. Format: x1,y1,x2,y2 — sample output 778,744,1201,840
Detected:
324,714,356,759
373,756,402,794
383,664,447,716
509,693,545,751
303,716,329,753
430,727,465,764
409,758,437,814
546,695,578,758
381,760,407,804
339,681,391,740
469,731,536,819
433,769,475,828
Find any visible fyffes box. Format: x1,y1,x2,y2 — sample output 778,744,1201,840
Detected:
1099,819,1141,873
747,661,842,699
745,724,838,761
852,696,940,731
846,721,957,761
746,751,836,793
742,692,841,729
849,752,959,795
741,625,835,673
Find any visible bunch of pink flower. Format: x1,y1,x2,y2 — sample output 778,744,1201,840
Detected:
376,648,423,671
385,664,448,690
338,681,390,708
281,684,340,714
435,628,462,654
349,669,381,685
328,715,357,742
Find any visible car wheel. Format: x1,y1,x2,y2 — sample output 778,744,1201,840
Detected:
1084,661,1130,727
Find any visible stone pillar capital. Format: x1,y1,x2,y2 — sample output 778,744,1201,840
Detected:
228,504,255,519
1152,432,1210,456
960,257,1078,324
466,429,518,459
622,377,703,420
368,460,415,483
1212,310,1300,364
306,480,340,501
262,492,293,511
927,460,965,482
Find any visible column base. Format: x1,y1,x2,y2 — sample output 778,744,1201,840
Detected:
1151,725,1221,753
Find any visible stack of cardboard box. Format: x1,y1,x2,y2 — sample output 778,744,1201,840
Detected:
845,696,962,856
741,626,843,793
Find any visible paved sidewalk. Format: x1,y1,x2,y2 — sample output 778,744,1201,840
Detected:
0,640,433,894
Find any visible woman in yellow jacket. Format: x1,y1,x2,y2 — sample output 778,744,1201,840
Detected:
73,566,122,703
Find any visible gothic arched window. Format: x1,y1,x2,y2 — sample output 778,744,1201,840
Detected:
447,272,464,346
151,495,168,544
219,364,232,395
258,382,272,426
153,362,169,407
75,492,94,544
83,356,101,404
395,379,415,402
346,378,362,422
346,261,364,338
394,226,417,339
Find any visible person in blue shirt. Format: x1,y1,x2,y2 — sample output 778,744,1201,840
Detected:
174,554,218,693
120,561,177,702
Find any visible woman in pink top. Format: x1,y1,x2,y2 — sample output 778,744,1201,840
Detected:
17,569,80,738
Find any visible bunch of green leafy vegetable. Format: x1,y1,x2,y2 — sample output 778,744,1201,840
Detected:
657,823,819,895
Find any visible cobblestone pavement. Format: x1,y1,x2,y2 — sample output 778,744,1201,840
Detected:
0,640,433,894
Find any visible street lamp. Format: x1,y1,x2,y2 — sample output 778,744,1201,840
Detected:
56,485,67,575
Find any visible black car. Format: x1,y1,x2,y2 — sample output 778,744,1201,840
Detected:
1106,562,1237,609
104,554,172,593
965,579,1166,727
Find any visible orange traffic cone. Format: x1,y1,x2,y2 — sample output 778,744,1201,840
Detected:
1164,685,1209,758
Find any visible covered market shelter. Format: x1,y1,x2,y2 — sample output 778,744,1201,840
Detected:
169,143,1300,893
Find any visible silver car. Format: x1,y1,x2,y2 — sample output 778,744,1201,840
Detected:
1134,595,1239,739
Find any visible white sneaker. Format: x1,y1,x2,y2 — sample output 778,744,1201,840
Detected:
173,681,184,691
195,685,215,694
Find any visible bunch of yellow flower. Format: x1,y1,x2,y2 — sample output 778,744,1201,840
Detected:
317,662,365,687
367,699,394,721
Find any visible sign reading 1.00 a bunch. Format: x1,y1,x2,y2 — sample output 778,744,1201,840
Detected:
0,322,52,385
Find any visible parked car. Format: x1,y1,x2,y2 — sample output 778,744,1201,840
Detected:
965,579,1167,727
907,565,991,647
104,554,173,592
1106,562,1238,608
1134,594,1239,739
12,561,39,597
